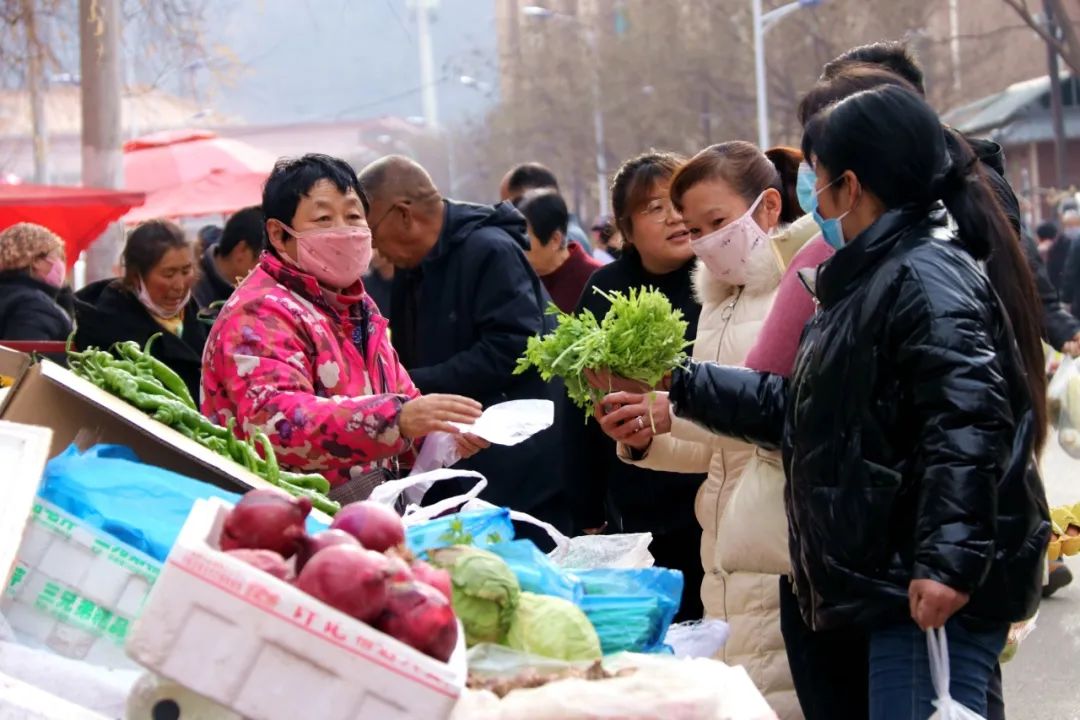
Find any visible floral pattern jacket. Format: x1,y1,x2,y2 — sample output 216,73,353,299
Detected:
202,252,419,487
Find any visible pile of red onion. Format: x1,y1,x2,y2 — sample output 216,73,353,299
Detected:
219,489,457,662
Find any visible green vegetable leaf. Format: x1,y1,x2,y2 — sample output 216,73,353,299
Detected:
515,288,689,417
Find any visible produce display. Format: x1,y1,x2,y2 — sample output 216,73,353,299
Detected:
467,661,634,698
515,287,690,414
218,491,459,663
65,335,339,515
430,546,522,646
506,592,602,662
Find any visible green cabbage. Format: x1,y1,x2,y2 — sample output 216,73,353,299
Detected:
505,592,602,661
431,546,521,646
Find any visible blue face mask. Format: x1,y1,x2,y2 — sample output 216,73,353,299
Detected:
798,163,850,250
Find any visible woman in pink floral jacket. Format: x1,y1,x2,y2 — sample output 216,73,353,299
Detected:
203,154,485,493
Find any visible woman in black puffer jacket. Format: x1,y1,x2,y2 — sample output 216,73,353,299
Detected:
596,86,1049,719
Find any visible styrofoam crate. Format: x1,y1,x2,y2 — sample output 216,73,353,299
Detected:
1,498,161,669
126,497,467,720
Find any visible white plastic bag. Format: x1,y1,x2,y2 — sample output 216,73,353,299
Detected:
1051,356,1080,458
450,653,775,720
926,628,986,720
557,532,655,569
665,619,730,658
368,468,488,519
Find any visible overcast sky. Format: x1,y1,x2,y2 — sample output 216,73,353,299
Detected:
202,0,498,126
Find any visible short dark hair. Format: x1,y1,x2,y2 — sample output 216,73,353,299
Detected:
798,63,918,128
822,41,926,96
507,163,560,198
220,206,266,256
262,154,369,231
197,224,222,248
123,219,191,287
517,189,569,248
1037,221,1059,239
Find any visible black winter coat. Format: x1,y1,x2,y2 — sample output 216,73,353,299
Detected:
669,208,1049,632
564,250,704,535
0,270,73,341
74,280,209,403
390,201,566,522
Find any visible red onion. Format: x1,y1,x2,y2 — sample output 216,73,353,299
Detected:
295,545,392,623
295,529,361,573
329,501,406,553
220,489,311,559
410,559,451,602
225,549,292,581
377,581,459,662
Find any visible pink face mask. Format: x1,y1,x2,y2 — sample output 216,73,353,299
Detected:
279,223,373,290
690,193,768,285
41,257,66,288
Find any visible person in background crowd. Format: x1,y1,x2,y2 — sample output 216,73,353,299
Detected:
822,40,1080,358
1060,210,1080,317
499,162,593,253
362,249,395,316
610,84,1048,720
1037,220,1067,288
193,206,266,310
203,154,486,497
595,142,815,718
75,220,208,402
197,224,222,251
564,151,706,622
0,223,73,342
516,189,601,313
360,155,568,533
590,215,620,264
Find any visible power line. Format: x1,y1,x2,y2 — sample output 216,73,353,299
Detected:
385,0,415,46
332,73,449,119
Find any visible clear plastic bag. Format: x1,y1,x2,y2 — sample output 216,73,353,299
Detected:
556,532,655,569
1051,356,1080,458
927,628,986,720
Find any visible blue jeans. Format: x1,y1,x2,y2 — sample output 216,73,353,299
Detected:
869,617,1008,719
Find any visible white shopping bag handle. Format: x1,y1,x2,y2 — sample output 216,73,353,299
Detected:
927,627,951,703
369,468,486,514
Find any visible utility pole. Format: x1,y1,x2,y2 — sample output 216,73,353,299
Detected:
948,0,962,95
414,0,439,128
80,0,124,283
1046,0,1068,189
24,0,49,184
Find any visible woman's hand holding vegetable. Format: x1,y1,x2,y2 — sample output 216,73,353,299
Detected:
399,394,483,440
584,368,671,395
595,391,674,450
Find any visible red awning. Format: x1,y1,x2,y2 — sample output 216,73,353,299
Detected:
0,184,146,266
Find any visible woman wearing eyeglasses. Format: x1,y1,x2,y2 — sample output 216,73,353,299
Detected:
562,151,707,621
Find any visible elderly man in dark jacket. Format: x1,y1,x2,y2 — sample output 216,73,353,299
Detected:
359,155,567,532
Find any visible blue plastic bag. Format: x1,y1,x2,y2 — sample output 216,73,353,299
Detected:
488,540,584,604
41,444,326,562
405,507,516,556
574,567,684,654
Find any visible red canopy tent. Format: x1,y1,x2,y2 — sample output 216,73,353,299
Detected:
0,184,146,267
122,129,275,222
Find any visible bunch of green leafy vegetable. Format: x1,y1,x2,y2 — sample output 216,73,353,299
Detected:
514,287,689,414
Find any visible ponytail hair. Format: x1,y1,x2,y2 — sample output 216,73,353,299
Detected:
803,84,1048,450
669,141,803,224
941,128,1048,450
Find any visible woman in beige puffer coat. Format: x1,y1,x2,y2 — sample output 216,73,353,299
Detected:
602,142,818,719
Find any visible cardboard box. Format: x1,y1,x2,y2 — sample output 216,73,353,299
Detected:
1,359,277,497
127,498,467,720
0,345,32,388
